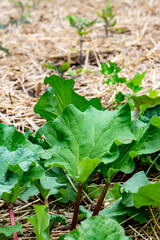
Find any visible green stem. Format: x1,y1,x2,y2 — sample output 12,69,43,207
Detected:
70,183,83,231
79,36,84,66
146,153,160,176
109,85,114,107
92,182,110,216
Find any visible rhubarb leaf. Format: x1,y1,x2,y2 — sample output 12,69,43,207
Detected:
43,104,135,184
34,75,102,121
60,216,129,240
0,123,44,154
120,171,150,207
0,223,23,240
26,205,50,240
100,118,160,179
133,182,160,208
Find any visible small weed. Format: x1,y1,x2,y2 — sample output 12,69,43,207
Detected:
97,1,117,37
65,15,97,65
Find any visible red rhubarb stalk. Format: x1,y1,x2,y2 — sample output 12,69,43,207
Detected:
70,183,83,231
9,207,18,240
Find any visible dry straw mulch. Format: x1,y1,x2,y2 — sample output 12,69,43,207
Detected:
0,0,160,239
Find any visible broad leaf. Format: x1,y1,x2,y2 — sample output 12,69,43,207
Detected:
133,182,160,208
0,223,23,240
0,146,39,182
34,75,102,121
0,123,43,154
34,175,66,200
19,183,40,201
120,171,150,207
101,118,160,179
131,94,160,114
60,216,129,240
140,105,160,123
43,104,135,184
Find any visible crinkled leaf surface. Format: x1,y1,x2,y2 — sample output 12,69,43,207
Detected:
0,123,44,154
0,146,39,182
133,182,160,208
34,175,66,199
43,104,135,183
19,183,40,201
60,216,129,240
34,75,102,121
101,118,160,179
0,223,23,240
0,146,43,202
46,167,77,203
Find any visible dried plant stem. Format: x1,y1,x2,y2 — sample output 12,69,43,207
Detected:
92,182,110,216
70,183,83,231
9,206,18,240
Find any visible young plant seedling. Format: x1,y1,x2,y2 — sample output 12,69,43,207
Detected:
27,205,67,240
65,15,97,65
97,1,117,37
43,62,70,78
101,60,146,109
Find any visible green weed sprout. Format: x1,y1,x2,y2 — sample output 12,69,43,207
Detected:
0,42,11,55
101,61,146,108
43,62,70,78
65,15,97,65
97,1,117,37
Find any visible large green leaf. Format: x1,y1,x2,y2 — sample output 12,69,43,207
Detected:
140,104,160,123
120,171,150,207
35,121,58,148
0,146,39,182
0,223,23,240
34,75,102,121
101,118,160,179
60,216,129,240
43,104,135,183
131,94,160,114
0,146,43,202
133,182,160,208
0,123,44,154
34,175,66,200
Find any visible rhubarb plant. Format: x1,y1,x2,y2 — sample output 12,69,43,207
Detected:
27,205,67,240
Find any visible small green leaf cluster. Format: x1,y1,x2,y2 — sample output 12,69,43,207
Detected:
101,60,146,109
65,15,97,37
43,62,70,78
97,1,117,37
